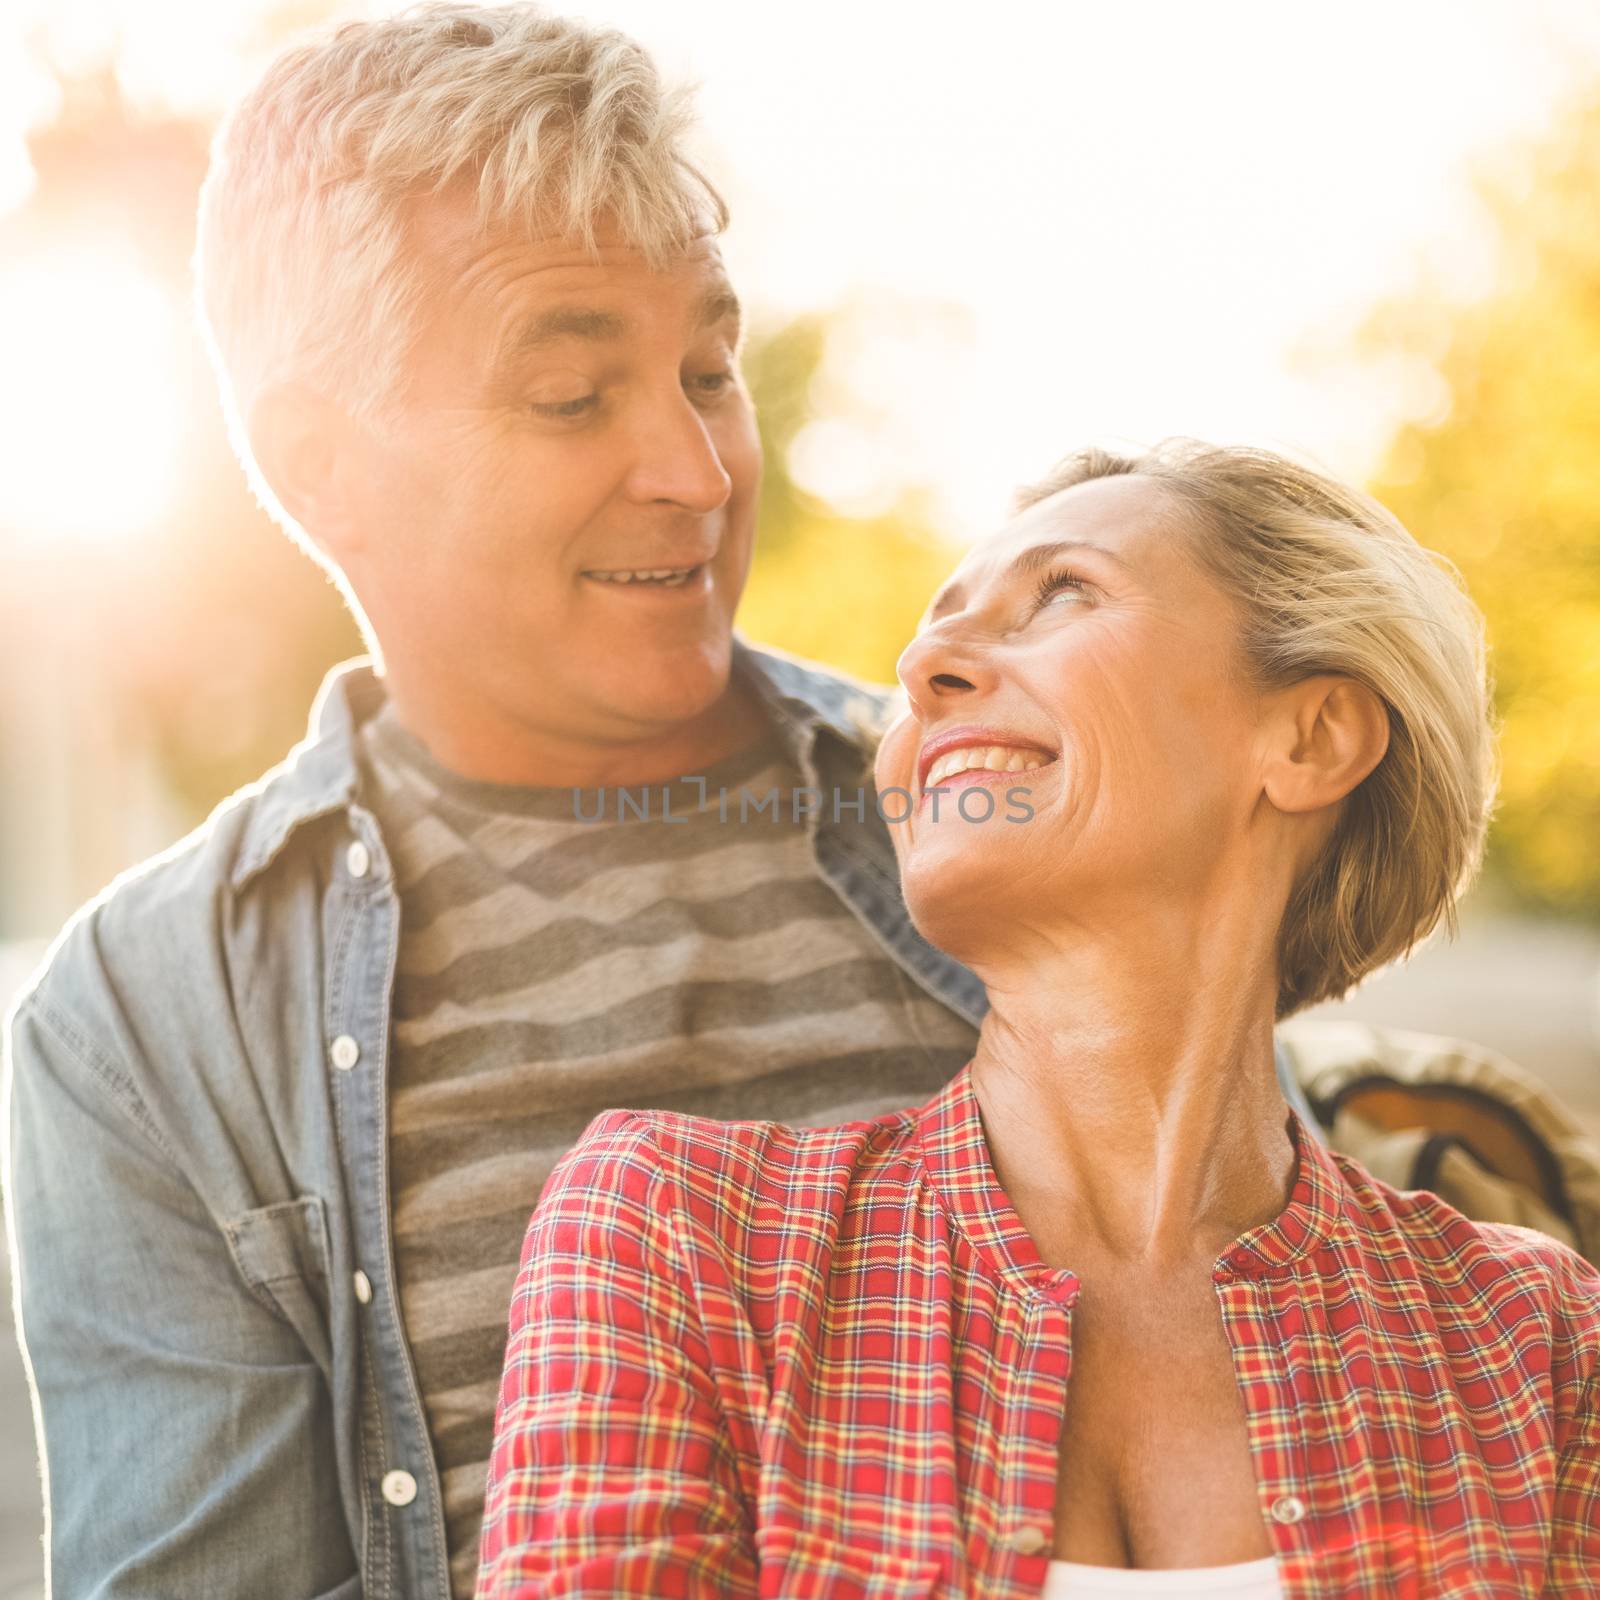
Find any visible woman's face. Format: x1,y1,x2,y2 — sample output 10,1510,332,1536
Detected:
875,473,1272,962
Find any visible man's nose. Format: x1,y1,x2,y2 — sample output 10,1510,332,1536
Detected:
895,626,996,715
622,389,734,513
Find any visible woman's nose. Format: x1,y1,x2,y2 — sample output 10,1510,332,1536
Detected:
896,627,994,715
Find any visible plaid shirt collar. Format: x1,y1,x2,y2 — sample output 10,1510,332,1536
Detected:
913,1061,1343,1293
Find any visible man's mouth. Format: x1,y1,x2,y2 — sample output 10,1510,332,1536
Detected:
581,563,704,588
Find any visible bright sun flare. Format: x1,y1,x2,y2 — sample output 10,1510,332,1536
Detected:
0,243,183,544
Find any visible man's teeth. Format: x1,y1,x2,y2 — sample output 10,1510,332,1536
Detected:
925,745,1053,786
586,566,697,585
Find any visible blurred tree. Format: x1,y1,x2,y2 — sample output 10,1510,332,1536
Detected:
1357,92,1600,915
737,312,965,686
0,68,362,839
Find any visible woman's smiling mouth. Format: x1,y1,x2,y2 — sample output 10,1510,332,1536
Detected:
916,726,1058,791
924,743,1054,786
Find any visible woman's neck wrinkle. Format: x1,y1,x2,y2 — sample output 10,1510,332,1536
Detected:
968,974,1296,1267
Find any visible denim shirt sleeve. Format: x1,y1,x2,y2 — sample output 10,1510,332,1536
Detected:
3,993,360,1600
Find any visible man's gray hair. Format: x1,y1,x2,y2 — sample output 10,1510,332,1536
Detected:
194,2,726,530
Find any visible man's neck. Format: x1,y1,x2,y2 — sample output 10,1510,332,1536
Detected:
376,669,774,791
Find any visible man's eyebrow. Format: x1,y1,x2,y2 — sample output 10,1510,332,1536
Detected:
490,291,740,372
696,288,742,333
925,539,1132,620
496,306,629,365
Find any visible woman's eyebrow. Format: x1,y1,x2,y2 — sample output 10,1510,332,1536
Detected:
926,539,1132,620
1014,538,1131,577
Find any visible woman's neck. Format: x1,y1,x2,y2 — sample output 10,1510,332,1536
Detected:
967,922,1299,1273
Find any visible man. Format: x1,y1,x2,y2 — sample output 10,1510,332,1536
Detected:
5,11,997,1596
1,7,1583,1599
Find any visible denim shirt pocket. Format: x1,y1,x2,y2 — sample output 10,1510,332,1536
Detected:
224,1194,335,1375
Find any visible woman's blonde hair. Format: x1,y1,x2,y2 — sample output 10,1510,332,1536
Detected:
1017,440,1498,1019
194,2,725,533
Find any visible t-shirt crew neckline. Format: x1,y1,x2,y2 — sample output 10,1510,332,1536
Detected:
361,695,788,824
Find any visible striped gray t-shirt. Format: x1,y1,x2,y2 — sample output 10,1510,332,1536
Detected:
355,698,978,1597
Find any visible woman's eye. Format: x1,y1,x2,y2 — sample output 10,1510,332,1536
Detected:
1033,569,1090,608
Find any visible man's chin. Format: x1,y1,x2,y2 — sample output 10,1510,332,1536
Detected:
577,644,736,734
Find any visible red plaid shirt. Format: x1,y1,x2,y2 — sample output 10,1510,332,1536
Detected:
477,1063,1600,1598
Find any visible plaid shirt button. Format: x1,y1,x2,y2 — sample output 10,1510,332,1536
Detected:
1270,1494,1307,1525
1005,1524,1050,1555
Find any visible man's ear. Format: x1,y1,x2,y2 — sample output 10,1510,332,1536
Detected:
1261,675,1390,815
248,385,371,562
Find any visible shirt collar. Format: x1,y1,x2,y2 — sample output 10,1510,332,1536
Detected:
912,1061,1345,1296
230,639,892,893
229,656,383,892
729,633,896,774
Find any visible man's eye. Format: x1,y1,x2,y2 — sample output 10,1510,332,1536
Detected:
1033,569,1090,608
687,370,735,402
531,393,598,420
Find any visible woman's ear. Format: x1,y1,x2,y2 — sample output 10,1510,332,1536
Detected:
1261,675,1390,815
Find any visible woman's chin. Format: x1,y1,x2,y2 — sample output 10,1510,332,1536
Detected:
898,828,1045,961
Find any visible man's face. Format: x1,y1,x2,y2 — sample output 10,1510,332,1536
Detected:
346,191,761,752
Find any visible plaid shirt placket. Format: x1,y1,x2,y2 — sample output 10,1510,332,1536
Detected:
478,1067,1600,1599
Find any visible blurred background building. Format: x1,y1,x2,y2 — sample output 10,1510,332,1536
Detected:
3,2,1600,1594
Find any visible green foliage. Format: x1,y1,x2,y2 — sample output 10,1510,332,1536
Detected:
737,319,963,685
1361,96,1600,913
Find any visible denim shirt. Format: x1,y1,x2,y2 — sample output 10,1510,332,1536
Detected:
2,637,1323,1600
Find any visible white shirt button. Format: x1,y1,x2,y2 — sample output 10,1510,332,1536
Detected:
352,1270,373,1305
381,1469,418,1507
1005,1524,1050,1555
329,1035,361,1072
1271,1494,1307,1525
346,841,371,879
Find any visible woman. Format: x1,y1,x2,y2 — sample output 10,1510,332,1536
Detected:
475,442,1600,1598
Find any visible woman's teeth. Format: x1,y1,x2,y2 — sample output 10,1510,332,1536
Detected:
586,566,697,586
924,745,1052,786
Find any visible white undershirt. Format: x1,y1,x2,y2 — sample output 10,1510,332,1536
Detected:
1041,1554,1283,1598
